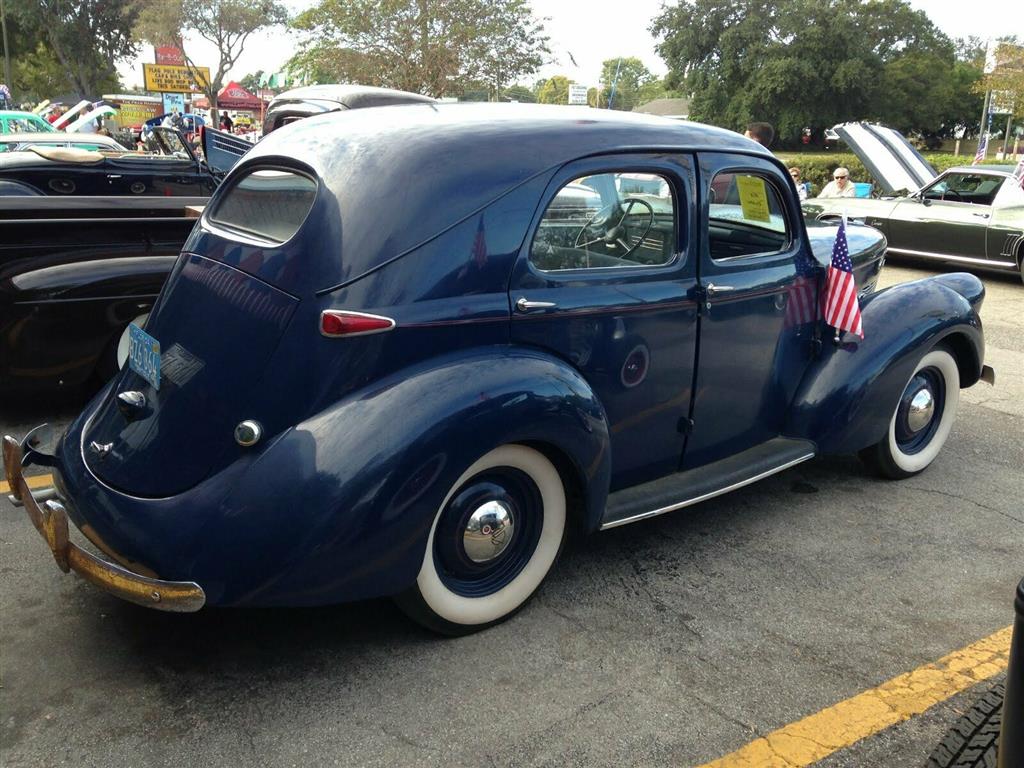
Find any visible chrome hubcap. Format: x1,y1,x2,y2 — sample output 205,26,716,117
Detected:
463,500,514,563
907,388,935,432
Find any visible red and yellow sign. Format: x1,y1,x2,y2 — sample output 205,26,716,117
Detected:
142,63,211,93
155,46,185,66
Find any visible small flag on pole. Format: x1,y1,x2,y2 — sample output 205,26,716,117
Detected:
824,217,864,339
973,133,988,165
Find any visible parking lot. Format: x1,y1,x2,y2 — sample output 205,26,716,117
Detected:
1,262,1021,768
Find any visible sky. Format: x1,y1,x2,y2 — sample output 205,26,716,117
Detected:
117,0,1024,93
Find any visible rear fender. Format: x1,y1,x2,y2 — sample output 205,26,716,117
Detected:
786,274,984,454
211,346,611,606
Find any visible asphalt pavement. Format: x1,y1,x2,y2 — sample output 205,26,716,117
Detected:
1,262,1021,768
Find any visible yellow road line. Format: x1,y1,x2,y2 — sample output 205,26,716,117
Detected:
698,625,1012,768
0,473,54,494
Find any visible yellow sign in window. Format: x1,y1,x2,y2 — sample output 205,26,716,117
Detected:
736,175,771,223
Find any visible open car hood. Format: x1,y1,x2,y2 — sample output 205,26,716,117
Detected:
832,123,937,196
201,126,252,176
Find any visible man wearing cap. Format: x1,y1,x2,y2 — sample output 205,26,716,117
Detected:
818,167,857,198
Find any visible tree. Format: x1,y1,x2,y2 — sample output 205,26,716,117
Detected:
238,70,265,93
501,84,536,103
596,57,658,111
7,0,137,100
652,0,960,145
289,0,549,100
135,0,287,114
536,75,571,105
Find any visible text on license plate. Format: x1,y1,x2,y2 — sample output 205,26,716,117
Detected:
128,324,161,390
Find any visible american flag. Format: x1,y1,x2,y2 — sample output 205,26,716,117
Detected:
471,213,488,267
824,217,864,339
973,133,987,165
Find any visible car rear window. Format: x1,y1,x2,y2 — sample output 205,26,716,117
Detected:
208,168,317,243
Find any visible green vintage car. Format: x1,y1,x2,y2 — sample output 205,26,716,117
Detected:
802,123,1024,283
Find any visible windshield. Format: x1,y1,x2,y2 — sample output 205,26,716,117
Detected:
923,172,1004,206
152,128,194,160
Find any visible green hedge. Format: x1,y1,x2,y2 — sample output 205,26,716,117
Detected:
776,152,1008,196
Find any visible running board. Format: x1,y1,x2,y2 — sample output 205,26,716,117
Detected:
600,438,816,530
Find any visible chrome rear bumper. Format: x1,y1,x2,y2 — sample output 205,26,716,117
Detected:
3,434,205,612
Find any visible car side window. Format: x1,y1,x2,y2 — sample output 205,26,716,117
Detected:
708,171,790,261
924,173,1003,206
529,172,677,272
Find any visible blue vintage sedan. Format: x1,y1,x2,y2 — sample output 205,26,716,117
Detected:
4,105,992,634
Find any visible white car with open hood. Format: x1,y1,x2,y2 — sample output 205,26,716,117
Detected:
802,123,1024,282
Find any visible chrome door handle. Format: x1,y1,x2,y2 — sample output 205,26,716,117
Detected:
515,297,557,312
971,212,990,218
706,283,735,296
106,174,122,179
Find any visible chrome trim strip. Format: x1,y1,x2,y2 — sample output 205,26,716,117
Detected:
886,248,1016,268
600,452,816,530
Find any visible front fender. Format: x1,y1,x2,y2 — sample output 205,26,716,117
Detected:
786,274,984,454
212,345,611,606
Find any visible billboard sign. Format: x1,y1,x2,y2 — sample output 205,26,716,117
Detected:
155,46,186,66
143,63,211,93
568,84,589,106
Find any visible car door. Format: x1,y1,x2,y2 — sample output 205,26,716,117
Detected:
886,172,998,262
986,176,1024,267
685,153,818,470
509,154,699,491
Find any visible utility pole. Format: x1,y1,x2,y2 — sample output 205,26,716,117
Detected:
1,0,11,95
607,57,622,110
978,89,991,160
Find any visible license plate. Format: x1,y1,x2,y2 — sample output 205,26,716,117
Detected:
128,324,161,390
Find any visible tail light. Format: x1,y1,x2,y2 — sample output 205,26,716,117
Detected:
320,310,396,338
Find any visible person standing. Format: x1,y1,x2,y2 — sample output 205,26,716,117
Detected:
789,167,807,200
220,111,233,132
818,167,856,198
744,122,775,148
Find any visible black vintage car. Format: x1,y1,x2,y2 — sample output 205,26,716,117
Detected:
262,84,435,134
0,127,231,197
0,195,206,400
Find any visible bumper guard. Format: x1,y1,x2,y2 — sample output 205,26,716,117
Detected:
3,434,205,612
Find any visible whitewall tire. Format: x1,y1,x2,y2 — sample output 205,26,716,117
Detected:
396,444,567,634
861,347,960,479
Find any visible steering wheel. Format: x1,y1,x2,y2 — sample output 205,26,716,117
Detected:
941,189,963,201
574,198,655,258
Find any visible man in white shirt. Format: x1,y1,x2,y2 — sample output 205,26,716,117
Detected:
818,167,857,198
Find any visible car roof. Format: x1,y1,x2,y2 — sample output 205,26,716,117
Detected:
268,84,436,110
0,132,120,145
943,165,1016,176
248,103,764,178
0,110,44,119
225,104,768,293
